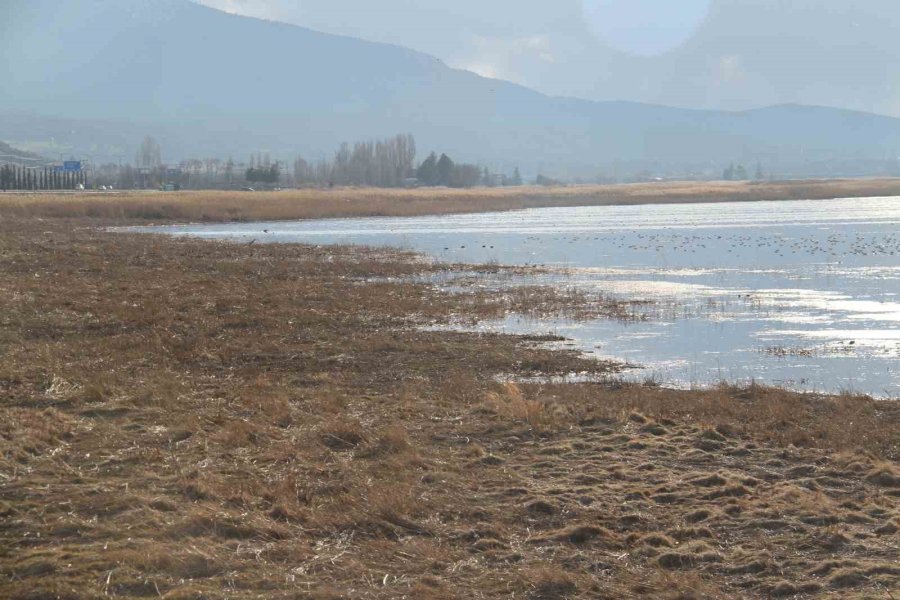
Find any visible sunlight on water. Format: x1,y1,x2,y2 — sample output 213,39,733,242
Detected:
139,196,900,397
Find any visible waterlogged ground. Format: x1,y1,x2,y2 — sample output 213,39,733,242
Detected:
145,196,900,397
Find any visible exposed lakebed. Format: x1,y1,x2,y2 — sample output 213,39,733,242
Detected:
138,196,900,397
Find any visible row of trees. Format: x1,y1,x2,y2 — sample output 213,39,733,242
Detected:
245,164,280,184
416,152,479,187
723,162,765,181
0,164,85,191
294,136,522,189
92,158,242,189
89,134,527,190
294,134,417,187
413,153,525,188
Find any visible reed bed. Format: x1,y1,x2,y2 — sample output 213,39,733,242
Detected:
3,177,900,223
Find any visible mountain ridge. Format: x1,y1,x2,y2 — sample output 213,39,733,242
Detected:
3,0,900,178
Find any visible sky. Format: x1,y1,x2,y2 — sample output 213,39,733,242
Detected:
148,1,900,116
195,0,710,75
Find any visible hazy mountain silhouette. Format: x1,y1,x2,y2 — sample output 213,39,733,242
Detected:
0,140,44,163
193,0,900,119
575,0,900,117
3,0,900,177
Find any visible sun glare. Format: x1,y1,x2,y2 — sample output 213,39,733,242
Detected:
582,0,711,56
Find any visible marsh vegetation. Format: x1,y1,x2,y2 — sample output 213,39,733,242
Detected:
0,190,898,599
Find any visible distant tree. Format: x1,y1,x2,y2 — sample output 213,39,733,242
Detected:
204,158,221,184
755,162,764,180
136,136,162,170
416,152,439,186
294,157,311,185
723,163,735,181
451,163,481,188
436,153,454,186
535,174,562,186
224,158,235,184
245,162,280,185
735,164,748,180
393,133,417,183
511,167,523,186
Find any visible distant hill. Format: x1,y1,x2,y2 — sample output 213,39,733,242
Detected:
3,0,900,178
0,140,44,164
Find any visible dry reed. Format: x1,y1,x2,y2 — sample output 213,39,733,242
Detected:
3,177,900,223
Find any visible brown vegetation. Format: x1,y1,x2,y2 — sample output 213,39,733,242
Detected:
4,177,900,223
0,204,898,598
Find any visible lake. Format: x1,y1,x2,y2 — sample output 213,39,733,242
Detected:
139,196,900,397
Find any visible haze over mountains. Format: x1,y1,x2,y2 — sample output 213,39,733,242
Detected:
205,0,900,118
4,0,900,179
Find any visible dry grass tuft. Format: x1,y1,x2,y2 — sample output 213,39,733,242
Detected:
319,418,367,451
526,568,578,600
865,463,900,487
485,382,561,432
358,424,414,458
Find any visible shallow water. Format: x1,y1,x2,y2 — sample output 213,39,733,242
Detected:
140,196,900,397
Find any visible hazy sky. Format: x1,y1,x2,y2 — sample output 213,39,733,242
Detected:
195,0,713,74
199,0,900,115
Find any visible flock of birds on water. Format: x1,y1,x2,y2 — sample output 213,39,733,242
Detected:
430,229,900,357
430,231,900,261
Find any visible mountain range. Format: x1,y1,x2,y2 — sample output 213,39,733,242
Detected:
195,0,900,119
3,0,900,179
0,140,44,164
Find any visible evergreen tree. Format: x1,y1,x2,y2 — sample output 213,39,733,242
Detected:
512,167,523,186
436,153,454,186
416,152,438,186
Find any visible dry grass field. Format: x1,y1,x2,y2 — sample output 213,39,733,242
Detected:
1,185,898,599
3,177,900,223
